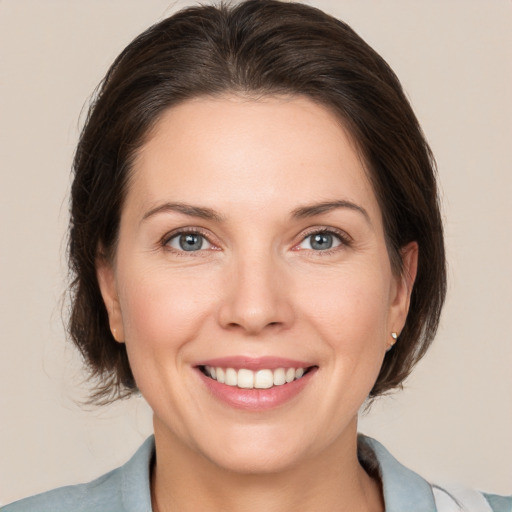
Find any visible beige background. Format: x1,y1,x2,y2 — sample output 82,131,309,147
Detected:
1,0,511,505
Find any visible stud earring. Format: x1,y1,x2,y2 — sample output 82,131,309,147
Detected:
387,332,398,351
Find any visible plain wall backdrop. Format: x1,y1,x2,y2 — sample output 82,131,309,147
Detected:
1,0,511,504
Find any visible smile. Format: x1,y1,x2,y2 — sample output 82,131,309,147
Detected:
195,357,318,410
200,366,311,389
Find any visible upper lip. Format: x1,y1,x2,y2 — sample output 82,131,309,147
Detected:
194,356,315,371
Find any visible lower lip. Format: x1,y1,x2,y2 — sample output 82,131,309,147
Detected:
197,368,316,411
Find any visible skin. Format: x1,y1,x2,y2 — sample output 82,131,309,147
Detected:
97,95,417,512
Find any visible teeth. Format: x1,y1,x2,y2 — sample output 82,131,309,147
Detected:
225,368,237,386
237,369,254,389
285,368,295,383
273,368,286,386
203,365,309,389
254,369,273,389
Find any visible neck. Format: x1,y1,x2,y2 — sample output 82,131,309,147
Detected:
151,418,383,512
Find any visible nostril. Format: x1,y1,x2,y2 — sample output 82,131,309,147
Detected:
217,294,295,334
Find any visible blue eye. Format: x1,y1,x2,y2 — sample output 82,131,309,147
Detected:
166,232,212,252
299,232,343,251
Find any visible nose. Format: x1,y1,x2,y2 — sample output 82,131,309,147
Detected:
217,253,295,335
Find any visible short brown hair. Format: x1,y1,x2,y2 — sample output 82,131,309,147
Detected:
69,0,446,404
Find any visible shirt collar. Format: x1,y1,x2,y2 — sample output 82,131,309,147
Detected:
119,434,437,512
121,435,154,512
359,434,437,512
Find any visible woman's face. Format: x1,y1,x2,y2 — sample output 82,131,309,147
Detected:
98,95,416,473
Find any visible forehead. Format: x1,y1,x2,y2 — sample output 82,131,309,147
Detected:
127,95,381,223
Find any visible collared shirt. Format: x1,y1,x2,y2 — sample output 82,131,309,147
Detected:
3,435,510,512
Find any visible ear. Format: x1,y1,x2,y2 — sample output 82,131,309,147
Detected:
96,255,125,343
388,241,418,338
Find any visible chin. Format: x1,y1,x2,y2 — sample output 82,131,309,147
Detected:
194,422,321,475
207,443,304,475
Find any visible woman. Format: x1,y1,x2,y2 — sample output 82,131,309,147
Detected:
3,1,510,511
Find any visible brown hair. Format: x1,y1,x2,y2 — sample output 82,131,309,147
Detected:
69,0,446,404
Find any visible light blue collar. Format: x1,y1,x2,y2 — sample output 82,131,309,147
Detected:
360,435,437,511
120,435,154,512
119,434,437,511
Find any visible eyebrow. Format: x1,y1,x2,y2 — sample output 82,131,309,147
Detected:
291,200,371,224
141,199,370,225
141,202,225,223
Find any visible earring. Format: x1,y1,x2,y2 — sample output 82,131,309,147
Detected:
112,327,117,340
387,332,398,351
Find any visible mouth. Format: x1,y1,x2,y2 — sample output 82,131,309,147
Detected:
198,365,316,390
194,358,318,410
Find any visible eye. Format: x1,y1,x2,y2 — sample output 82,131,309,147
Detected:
298,231,344,251
166,232,213,252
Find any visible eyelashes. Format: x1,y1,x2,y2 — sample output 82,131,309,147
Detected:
160,228,217,256
294,227,352,253
165,231,213,252
160,226,352,255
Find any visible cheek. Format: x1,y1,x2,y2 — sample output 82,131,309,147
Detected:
294,259,392,400
298,263,392,343
117,264,220,357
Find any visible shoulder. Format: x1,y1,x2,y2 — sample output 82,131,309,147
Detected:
1,436,155,512
433,486,512,512
358,434,511,512
483,492,512,512
1,468,123,512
